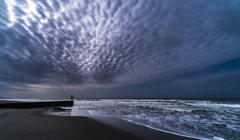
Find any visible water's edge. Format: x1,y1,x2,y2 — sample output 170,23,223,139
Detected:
71,108,200,140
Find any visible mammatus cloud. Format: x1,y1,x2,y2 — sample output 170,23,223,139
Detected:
0,0,240,91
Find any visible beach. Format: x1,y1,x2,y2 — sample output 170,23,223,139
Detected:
0,108,144,140
2,99,238,139
0,106,199,140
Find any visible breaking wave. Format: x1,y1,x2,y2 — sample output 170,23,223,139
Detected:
74,99,240,140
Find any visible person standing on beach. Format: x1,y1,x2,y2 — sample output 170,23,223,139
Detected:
70,95,74,101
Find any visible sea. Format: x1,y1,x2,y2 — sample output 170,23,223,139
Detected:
1,98,239,140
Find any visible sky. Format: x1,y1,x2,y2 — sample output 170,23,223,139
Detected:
0,0,240,99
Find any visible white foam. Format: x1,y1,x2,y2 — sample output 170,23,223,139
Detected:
187,103,240,108
87,110,225,140
85,110,203,139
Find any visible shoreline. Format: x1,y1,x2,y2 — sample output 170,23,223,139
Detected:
118,118,202,140
0,107,199,140
69,108,199,140
0,100,218,140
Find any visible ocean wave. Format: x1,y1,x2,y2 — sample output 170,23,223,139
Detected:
187,102,240,108
73,99,240,139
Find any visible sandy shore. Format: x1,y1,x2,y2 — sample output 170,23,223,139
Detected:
0,108,199,140
0,108,144,140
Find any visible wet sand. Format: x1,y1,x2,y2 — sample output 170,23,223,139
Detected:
0,108,144,140
0,107,199,140
70,109,199,140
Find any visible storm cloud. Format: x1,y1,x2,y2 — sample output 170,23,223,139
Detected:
0,0,240,97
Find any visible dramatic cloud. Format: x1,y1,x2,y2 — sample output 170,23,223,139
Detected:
0,0,240,97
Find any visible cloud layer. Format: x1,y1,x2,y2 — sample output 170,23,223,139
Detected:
0,0,240,90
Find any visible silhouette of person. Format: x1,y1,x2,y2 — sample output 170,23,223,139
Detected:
70,95,74,101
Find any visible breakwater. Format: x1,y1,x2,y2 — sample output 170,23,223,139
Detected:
0,101,73,108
